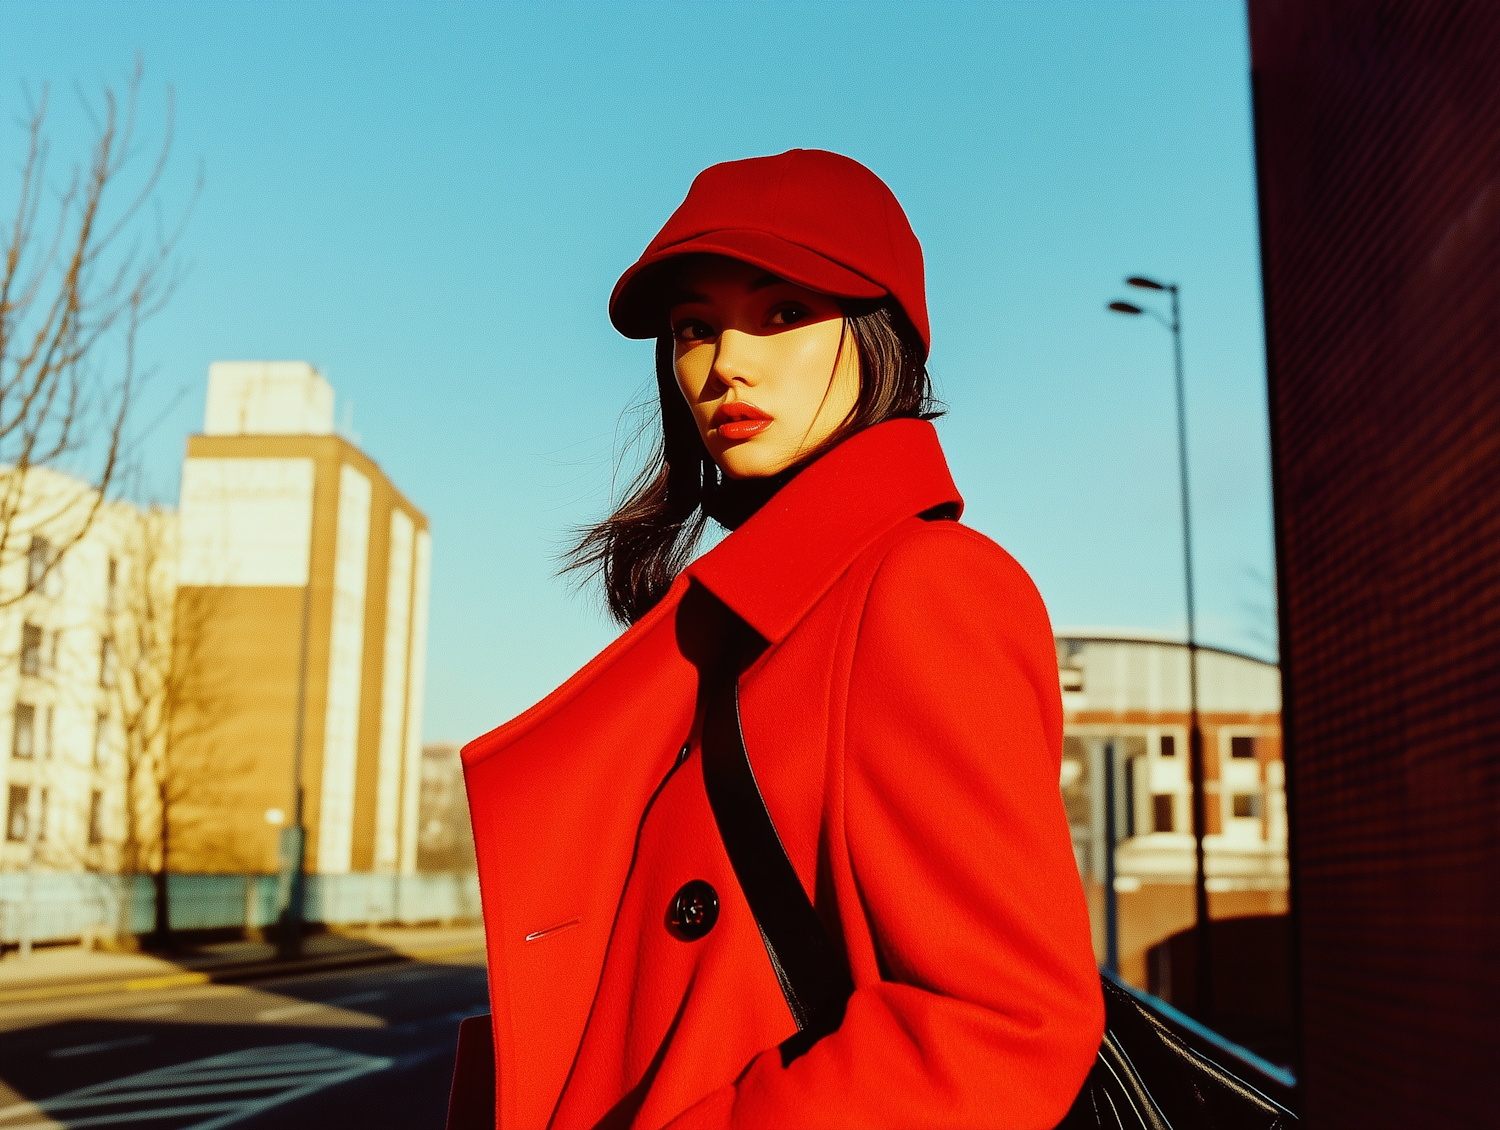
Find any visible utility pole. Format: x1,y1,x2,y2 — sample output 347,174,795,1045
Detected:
278,532,315,960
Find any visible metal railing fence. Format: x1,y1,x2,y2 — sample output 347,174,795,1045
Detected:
0,871,481,945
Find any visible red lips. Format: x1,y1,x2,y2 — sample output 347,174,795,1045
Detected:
713,400,773,441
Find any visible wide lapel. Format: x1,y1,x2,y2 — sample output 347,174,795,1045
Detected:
688,419,963,645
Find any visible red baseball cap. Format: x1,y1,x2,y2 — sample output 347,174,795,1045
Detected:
610,149,929,356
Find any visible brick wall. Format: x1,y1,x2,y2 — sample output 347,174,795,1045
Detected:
1249,2,1500,1124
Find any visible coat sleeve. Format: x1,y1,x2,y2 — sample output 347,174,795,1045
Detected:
662,523,1103,1130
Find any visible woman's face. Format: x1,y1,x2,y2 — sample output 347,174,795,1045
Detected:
668,255,860,480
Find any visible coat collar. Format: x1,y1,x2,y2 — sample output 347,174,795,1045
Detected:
686,419,963,645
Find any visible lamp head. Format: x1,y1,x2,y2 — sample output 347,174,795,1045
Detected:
1127,276,1167,291
1108,301,1144,315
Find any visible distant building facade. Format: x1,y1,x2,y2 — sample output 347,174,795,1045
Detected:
1056,634,1286,987
172,362,431,877
416,742,476,873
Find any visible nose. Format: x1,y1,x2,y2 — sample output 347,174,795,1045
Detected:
711,329,759,389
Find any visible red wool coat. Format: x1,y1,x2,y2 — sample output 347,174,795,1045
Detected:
462,419,1103,1129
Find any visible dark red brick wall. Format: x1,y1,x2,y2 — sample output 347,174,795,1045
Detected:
1249,2,1500,1125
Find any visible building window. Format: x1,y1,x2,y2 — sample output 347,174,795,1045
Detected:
1153,793,1175,833
27,536,51,590
6,785,27,843
1232,793,1264,819
98,637,116,688
88,790,104,845
37,787,47,842
43,705,53,760
1160,734,1176,758
93,712,109,767
106,557,119,612
20,623,42,677
49,629,60,670
1231,736,1257,759
12,703,35,759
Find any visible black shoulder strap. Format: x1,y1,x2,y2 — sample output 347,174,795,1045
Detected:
701,627,855,1057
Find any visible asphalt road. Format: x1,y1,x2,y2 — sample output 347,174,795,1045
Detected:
0,947,488,1129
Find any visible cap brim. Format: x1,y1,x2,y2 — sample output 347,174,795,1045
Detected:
610,229,887,340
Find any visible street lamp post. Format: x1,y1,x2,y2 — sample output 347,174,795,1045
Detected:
1108,277,1213,1022
277,567,313,960
1102,740,1120,976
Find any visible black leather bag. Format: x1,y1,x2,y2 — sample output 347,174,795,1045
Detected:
702,648,1300,1130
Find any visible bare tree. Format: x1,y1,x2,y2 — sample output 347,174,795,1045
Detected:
0,57,194,608
14,498,237,951
111,503,176,942
110,505,238,948
1239,565,1280,661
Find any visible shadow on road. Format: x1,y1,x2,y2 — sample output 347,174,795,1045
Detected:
0,951,489,1130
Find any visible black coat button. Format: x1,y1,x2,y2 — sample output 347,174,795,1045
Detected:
669,880,719,940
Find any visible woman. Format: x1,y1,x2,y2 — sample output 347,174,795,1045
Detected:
455,149,1103,1130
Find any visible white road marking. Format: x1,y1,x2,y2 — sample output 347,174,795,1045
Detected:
0,1043,391,1129
254,990,387,1023
48,1035,153,1059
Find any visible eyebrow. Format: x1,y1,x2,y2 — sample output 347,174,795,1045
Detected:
747,273,787,292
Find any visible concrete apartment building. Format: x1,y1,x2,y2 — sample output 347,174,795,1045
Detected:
0,469,166,874
1056,633,1285,986
172,362,431,878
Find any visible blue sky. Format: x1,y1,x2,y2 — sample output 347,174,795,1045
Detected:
3,0,1273,743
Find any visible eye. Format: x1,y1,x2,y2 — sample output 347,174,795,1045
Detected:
767,303,811,327
672,318,715,343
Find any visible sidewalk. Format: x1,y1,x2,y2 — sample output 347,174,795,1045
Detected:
0,923,486,1004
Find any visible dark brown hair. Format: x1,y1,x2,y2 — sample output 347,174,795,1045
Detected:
565,301,940,625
